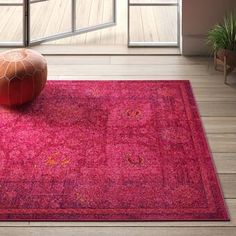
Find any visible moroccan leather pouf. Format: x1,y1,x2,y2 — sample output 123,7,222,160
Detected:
0,49,47,106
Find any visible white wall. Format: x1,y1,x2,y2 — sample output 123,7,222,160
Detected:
182,0,236,55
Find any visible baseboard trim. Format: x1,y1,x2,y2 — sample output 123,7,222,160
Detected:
0,45,181,56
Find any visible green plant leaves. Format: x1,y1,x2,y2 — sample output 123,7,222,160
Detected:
207,13,236,52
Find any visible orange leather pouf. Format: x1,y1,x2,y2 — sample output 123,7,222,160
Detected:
0,49,47,106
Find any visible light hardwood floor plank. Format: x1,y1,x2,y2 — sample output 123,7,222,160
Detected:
47,55,209,65
45,56,111,65
47,64,210,76
208,134,236,153
214,153,236,173
192,87,236,102
199,102,236,117
202,117,236,133
219,174,236,198
110,56,209,65
0,226,236,236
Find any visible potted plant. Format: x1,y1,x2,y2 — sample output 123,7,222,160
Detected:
207,13,236,84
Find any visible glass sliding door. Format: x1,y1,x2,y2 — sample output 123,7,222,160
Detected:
128,0,180,47
28,0,73,45
0,0,24,46
76,0,116,33
0,0,116,46
0,0,180,48
28,0,116,46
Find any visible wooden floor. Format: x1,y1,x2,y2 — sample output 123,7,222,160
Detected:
0,0,177,46
0,55,236,235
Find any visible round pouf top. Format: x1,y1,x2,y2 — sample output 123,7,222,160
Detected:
0,49,47,106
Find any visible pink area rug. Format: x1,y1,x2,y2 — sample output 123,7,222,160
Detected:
0,81,229,221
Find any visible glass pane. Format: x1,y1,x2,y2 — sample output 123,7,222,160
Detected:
130,0,178,4
0,5,23,43
30,0,72,41
130,6,178,44
0,0,22,3
76,0,114,29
